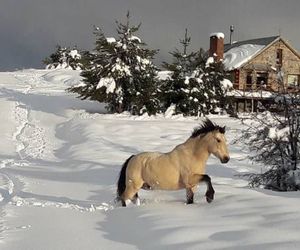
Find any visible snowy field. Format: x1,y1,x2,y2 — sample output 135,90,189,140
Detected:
1,69,300,250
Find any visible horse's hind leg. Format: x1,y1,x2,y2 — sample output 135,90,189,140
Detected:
132,193,141,206
121,180,143,207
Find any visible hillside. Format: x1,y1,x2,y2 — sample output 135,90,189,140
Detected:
0,69,300,250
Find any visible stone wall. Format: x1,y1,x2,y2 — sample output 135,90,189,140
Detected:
237,39,300,91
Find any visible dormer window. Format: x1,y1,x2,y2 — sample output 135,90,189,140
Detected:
276,49,283,65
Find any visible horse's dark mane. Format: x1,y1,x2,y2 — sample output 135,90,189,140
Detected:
190,119,225,138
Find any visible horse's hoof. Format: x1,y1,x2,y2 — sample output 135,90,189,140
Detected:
125,199,134,207
205,189,214,203
134,198,141,206
206,196,213,203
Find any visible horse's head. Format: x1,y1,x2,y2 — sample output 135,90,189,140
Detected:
191,119,230,164
208,128,230,164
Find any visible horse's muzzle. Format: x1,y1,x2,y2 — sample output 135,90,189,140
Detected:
221,156,230,163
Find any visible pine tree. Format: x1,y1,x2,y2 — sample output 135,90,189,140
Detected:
201,57,231,114
43,45,83,70
160,30,231,116
238,83,300,191
161,29,200,115
68,12,160,115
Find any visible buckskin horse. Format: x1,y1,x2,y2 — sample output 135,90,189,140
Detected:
117,119,230,207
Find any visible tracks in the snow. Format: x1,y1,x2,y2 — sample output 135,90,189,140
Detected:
0,72,48,240
0,72,45,204
12,73,47,160
0,158,26,242
1,72,114,216
0,160,25,205
13,101,47,160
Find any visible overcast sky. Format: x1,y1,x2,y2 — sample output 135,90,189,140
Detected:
1,0,300,71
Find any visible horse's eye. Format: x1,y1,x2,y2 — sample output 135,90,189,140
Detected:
216,138,221,143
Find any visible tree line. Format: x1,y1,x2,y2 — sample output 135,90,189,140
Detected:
44,12,232,116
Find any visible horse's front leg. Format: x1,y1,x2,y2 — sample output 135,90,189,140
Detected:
186,174,215,204
186,187,195,204
201,175,215,203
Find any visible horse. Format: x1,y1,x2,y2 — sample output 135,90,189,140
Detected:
116,119,230,207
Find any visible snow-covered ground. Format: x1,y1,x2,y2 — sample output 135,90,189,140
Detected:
0,69,300,250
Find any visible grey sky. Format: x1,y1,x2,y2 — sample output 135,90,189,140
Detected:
1,0,300,71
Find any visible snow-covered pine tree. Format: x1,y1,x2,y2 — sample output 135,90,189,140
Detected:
239,89,300,191
161,30,231,116
43,45,83,70
78,50,95,70
68,12,160,115
161,29,202,115
201,56,231,114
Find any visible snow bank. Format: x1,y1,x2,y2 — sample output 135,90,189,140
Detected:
164,104,176,118
42,69,83,86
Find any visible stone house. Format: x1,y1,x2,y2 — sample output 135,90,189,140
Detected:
209,34,300,112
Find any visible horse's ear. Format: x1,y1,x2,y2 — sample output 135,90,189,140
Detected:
219,126,226,134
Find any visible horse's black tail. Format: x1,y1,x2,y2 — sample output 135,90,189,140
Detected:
117,155,135,199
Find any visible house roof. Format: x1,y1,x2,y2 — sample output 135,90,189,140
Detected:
224,36,279,53
223,36,280,70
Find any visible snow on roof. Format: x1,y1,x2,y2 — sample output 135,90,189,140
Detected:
223,44,265,70
224,36,279,53
222,36,280,70
210,32,225,39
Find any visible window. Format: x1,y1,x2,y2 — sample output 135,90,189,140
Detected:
256,72,268,88
230,70,240,88
276,49,283,65
287,74,300,87
246,74,252,89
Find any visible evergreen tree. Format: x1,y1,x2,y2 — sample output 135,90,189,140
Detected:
201,57,231,114
161,30,231,116
68,12,160,115
161,29,200,115
238,83,300,191
43,45,83,70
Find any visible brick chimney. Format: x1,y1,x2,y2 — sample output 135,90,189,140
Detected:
209,32,224,61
